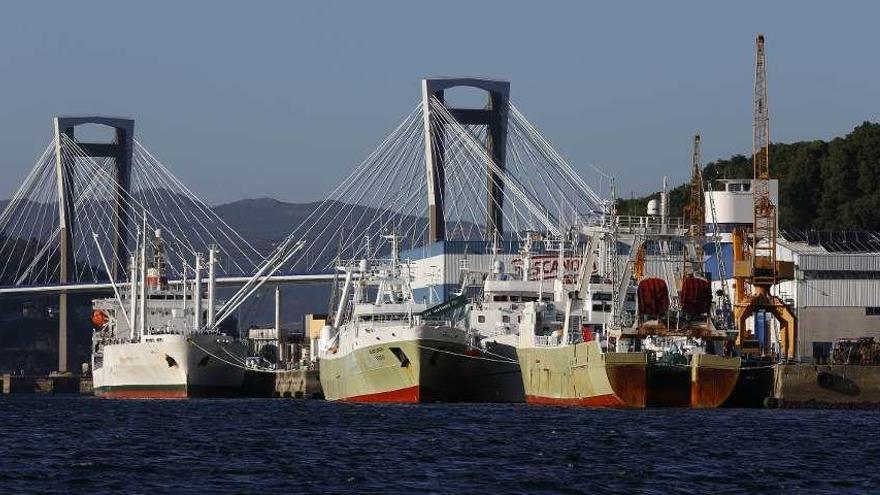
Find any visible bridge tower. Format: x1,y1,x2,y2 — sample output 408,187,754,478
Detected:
53,116,134,374
421,78,510,243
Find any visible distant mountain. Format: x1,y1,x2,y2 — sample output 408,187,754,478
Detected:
211,197,322,254
210,197,482,266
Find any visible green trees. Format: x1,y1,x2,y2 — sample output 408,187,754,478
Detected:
616,122,880,231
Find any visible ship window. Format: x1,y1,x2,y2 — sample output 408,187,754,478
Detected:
478,315,486,323
502,315,510,323
867,307,880,316
517,316,521,323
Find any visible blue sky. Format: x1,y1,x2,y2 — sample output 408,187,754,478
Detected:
1,1,877,204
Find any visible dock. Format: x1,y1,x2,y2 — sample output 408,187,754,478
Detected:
2,370,322,399
1,373,81,394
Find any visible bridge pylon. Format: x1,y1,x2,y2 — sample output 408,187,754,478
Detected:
421,77,510,243
52,116,134,374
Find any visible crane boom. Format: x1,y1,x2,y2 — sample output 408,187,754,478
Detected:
752,33,777,284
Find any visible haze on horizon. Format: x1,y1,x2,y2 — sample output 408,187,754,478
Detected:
1,1,877,206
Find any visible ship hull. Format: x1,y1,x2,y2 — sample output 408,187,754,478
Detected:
460,338,525,403
92,334,246,399
721,358,775,408
519,341,740,408
519,341,627,407
690,353,742,408
320,337,469,403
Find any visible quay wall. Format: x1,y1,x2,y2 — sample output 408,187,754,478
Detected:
773,364,880,408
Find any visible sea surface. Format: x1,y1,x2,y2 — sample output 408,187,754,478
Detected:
1,396,878,494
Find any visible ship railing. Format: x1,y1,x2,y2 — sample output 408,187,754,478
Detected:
481,324,517,339
611,215,688,236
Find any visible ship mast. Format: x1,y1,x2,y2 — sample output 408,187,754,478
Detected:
137,214,147,339
683,134,706,277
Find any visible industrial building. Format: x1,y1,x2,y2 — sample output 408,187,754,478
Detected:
775,231,880,360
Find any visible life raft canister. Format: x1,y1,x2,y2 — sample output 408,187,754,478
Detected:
679,275,712,315
637,277,669,316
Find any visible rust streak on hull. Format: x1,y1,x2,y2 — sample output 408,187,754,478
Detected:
525,393,625,407
691,366,741,408
606,364,647,408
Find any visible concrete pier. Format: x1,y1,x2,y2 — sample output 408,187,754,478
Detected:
241,368,323,398
273,369,322,398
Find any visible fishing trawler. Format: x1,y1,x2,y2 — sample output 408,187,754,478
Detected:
90,230,247,398
517,222,741,408
318,234,470,402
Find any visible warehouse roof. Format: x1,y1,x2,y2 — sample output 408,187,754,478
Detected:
779,229,880,254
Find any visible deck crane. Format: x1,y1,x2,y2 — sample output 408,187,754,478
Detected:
686,134,733,329
732,34,797,360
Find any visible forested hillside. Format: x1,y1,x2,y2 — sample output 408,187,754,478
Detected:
617,122,880,231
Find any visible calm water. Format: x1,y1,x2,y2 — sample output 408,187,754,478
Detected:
1,396,878,494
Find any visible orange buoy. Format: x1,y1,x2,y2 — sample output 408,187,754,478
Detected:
91,310,108,328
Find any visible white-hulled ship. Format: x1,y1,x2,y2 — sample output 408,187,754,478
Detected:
90,230,247,398
318,234,470,402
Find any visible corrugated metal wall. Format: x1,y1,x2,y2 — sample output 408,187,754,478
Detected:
794,279,880,307
798,254,880,272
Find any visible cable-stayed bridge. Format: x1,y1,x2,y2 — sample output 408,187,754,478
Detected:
0,78,609,373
